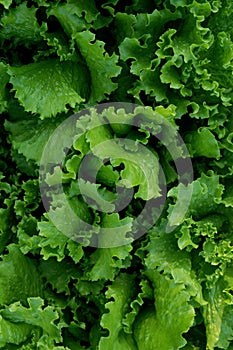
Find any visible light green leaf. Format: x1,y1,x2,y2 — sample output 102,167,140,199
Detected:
168,172,224,224
215,265,233,348
100,105,135,136
145,223,204,304
87,243,133,281
201,238,233,266
216,305,233,349
185,127,220,159
0,244,42,306
177,220,199,251
0,0,12,9
123,279,152,334
134,270,195,350
38,218,69,262
78,179,117,212
37,334,71,350
8,59,86,118
90,138,161,201
99,273,137,350
1,297,62,342
203,278,227,350
0,315,34,348
97,213,133,248
66,240,84,264
74,30,121,103
0,3,41,43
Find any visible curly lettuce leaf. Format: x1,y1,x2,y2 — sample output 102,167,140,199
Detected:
184,127,221,159
89,136,161,201
114,13,136,44
40,25,76,62
0,244,42,306
0,3,41,44
38,217,84,263
38,213,73,261
1,297,62,343
213,265,233,348
0,205,13,253
134,270,195,350
8,59,87,118
67,0,100,23
47,0,101,37
86,242,133,281
122,279,153,334
203,277,229,349
144,221,204,304
0,176,13,253
167,171,224,227
74,30,121,103
0,315,35,348
119,8,181,66
17,214,41,255
47,4,87,41
77,179,117,213
39,258,81,295
99,273,137,350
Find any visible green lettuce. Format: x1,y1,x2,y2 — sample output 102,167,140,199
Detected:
1,0,233,349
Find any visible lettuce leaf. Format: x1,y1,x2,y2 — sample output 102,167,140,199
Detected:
74,30,121,103
8,59,87,118
99,273,137,350
0,316,35,348
134,270,195,350
0,3,41,44
4,115,65,163
0,244,42,306
1,297,62,342
1,0,233,349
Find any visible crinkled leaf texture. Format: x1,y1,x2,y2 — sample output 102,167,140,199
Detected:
0,297,63,348
134,270,195,350
99,273,137,350
0,244,42,306
1,297,62,342
0,3,41,44
203,272,233,349
87,242,133,281
4,115,65,164
145,222,204,304
74,31,122,103
0,315,35,348
8,59,87,118
1,0,233,349
38,215,84,263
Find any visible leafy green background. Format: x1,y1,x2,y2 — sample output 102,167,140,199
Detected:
1,0,233,349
